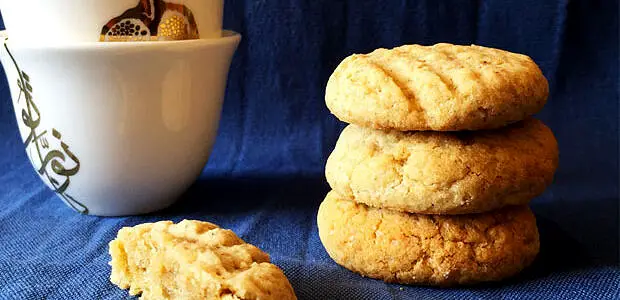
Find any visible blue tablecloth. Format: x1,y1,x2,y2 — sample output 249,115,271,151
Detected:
0,0,618,299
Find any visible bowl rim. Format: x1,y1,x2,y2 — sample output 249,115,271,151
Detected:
0,30,241,51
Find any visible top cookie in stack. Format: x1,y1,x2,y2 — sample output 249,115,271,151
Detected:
326,43,548,131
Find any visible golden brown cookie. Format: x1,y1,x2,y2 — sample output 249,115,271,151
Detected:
326,118,558,214
325,43,549,131
109,220,297,300
317,191,540,286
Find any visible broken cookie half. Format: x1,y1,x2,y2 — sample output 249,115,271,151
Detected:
109,220,297,300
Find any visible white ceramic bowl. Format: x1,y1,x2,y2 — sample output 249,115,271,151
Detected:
0,31,240,216
0,0,223,44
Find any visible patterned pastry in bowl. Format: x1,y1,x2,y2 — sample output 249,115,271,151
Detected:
100,0,201,41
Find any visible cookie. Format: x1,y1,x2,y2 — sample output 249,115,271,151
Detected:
325,43,549,131
326,118,558,214
317,191,540,286
109,220,297,300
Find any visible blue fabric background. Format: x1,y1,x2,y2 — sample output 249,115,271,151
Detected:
0,0,618,299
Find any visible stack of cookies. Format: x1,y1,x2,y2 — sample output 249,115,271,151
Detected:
318,43,559,286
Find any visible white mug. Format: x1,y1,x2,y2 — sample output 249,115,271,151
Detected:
0,0,223,44
0,31,241,216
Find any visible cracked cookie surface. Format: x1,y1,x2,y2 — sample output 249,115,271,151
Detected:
325,118,558,214
317,191,540,286
325,43,549,131
109,220,297,300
